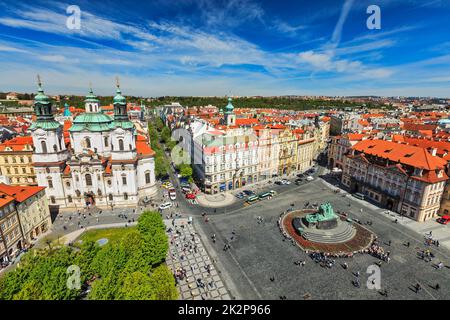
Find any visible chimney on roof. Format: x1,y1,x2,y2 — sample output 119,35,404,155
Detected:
429,147,437,156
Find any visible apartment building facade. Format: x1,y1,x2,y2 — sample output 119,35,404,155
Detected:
0,136,37,186
342,139,447,222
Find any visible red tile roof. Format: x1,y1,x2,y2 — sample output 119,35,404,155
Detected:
235,118,259,126
0,183,45,203
136,136,155,157
352,139,447,171
0,193,14,208
0,136,33,152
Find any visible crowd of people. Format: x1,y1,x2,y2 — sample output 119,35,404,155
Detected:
424,231,440,247
309,252,337,268
366,240,390,262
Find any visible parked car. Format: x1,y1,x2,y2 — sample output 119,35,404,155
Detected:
159,202,173,210
243,190,255,196
161,181,173,189
295,178,303,185
186,193,196,200
306,176,314,181
235,192,245,199
437,215,450,225
297,173,305,178
274,180,283,185
181,187,192,194
281,179,291,185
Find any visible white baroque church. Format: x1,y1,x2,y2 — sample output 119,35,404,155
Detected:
30,80,157,210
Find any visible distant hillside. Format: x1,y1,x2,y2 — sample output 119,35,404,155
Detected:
146,96,384,111
0,92,386,110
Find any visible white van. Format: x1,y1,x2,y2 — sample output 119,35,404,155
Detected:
159,202,173,210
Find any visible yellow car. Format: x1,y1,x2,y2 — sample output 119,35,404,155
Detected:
161,182,173,189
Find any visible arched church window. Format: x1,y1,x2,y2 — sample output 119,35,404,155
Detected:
122,175,127,185
145,171,151,184
41,141,47,153
75,190,81,197
129,144,132,150
104,137,109,147
97,189,102,196
66,181,71,188
53,144,57,152
108,194,113,201
68,195,73,203
50,196,56,204
85,137,91,149
46,167,50,174
119,139,124,151
124,193,128,200
85,174,92,186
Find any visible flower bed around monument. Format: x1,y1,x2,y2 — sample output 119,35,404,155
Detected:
280,209,374,256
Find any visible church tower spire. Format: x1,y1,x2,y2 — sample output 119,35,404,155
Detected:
112,77,133,130
85,83,100,113
224,96,236,126
30,75,60,131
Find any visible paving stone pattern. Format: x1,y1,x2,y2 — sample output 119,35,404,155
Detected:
165,220,230,300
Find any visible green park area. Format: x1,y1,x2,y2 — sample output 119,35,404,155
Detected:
78,227,137,244
0,211,178,300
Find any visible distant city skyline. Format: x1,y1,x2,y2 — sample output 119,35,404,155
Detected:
0,0,450,97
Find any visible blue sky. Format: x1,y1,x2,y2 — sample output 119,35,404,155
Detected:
0,0,450,97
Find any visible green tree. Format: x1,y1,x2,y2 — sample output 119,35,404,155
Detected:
148,265,178,300
177,164,193,178
160,127,171,143
88,271,119,300
116,271,156,300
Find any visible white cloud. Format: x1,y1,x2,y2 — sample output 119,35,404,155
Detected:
0,44,26,52
40,55,69,62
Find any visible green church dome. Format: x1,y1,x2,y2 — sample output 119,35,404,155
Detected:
69,112,113,132
113,87,126,105
225,97,234,114
34,83,51,105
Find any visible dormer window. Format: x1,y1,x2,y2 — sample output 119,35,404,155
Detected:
404,153,414,158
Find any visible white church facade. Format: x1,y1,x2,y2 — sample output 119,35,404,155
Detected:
30,81,157,210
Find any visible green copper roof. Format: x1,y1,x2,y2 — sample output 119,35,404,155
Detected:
63,102,71,117
69,112,114,132
113,87,126,105
30,120,61,131
225,97,234,114
85,88,99,103
112,120,135,130
34,84,51,105
31,79,59,130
